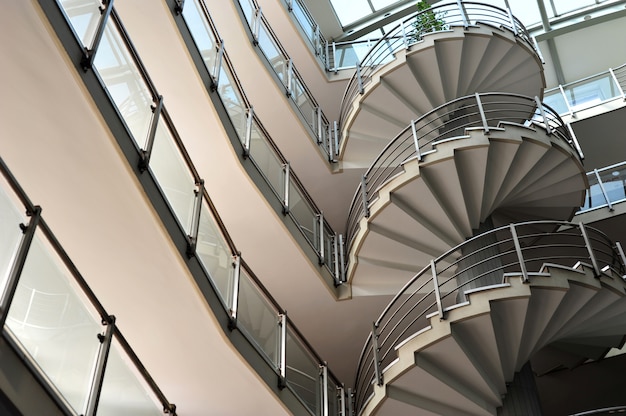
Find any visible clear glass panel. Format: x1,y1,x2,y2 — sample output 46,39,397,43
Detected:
94,19,154,149
288,184,319,250
97,337,164,416
549,0,596,16
216,65,248,142
239,0,255,23
58,0,103,48
291,1,316,44
237,269,279,367
248,121,285,198
286,328,320,414
197,199,234,306
292,79,316,131
564,73,619,111
599,167,626,205
183,0,219,78
543,90,569,115
6,230,103,414
327,377,340,416
149,118,197,234
0,178,26,297
257,25,289,85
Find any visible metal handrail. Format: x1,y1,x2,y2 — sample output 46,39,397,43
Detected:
578,160,626,214
353,220,626,412
345,92,579,252
337,1,535,134
571,405,626,415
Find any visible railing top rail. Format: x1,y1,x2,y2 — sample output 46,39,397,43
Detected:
544,62,626,91
587,159,626,175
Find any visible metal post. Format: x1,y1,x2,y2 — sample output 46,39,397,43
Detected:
566,123,584,160
187,180,204,257
457,0,469,29
81,0,114,70
321,363,329,416
361,175,370,218
431,260,444,319
579,222,601,277
282,162,290,214
229,255,241,330
318,213,325,265
371,322,383,386
559,85,574,118
286,59,294,97
339,385,345,416
615,242,626,277
532,36,545,64
253,7,262,45
475,93,490,134
401,20,408,49
314,25,321,56
534,96,552,135
347,388,354,416
333,235,340,283
333,121,339,159
286,0,293,12
356,61,364,94
212,39,225,90
139,95,164,171
609,68,626,100
510,224,529,283
332,42,337,73
316,107,323,144
411,119,422,161
593,169,614,211
85,315,115,416
278,313,287,388
244,106,254,157
0,206,41,329
339,234,346,284
503,0,518,36
174,0,185,14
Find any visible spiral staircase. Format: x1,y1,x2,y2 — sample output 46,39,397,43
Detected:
339,2,626,415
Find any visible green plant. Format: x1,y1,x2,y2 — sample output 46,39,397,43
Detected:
408,1,447,43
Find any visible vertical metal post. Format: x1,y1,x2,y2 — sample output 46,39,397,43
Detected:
356,61,364,94
593,169,614,211
81,0,114,70
510,223,529,283
187,180,204,256
532,36,545,64
559,85,574,118
212,39,225,90
244,106,254,157
333,235,340,282
282,162,290,214
229,254,241,330
361,175,370,218
534,96,552,135
318,213,325,265
333,121,339,159
278,313,287,388
457,0,469,29
579,222,601,277
338,385,346,416
316,107,323,144
609,68,626,100
503,0,518,36
174,0,185,14
566,123,584,160
401,20,408,49
314,25,321,56
286,59,294,97
411,119,422,161
252,7,262,45
431,260,444,319
139,95,164,171
371,323,383,386
347,387,354,416
0,206,41,329
475,93,490,134
339,234,345,284
85,316,115,416
332,42,338,73
286,0,293,12
615,242,626,277
321,363,329,416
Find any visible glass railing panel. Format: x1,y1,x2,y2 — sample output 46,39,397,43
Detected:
257,25,289,86
238,0,255,22
292,79,316,132
286,327,319,415
237,268,280,367
97,337,164,416
543,90,570,115
197,198,234,306
6,229,103,414
0,178,26,297
248,120,285,199
216,65,248,143
327,376,340,416
58,0,103,48
597,167,626,205
563,73,619,111
182,0,219,78
291,0,316,45
94,19,154,149
288,184,319,251
149,118,197,234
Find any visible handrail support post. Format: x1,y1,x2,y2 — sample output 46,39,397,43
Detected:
510,224,529,283
579,222,601,277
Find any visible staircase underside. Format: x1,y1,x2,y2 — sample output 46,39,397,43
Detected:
360,264,626,415
348,125,587,296
340,25,545,169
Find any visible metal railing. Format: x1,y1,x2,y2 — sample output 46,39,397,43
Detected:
283,0,329,68
353,220,626,412
544,63,626,118
571,405,626,415
578,161,626,213
337,1,535,139
53,0,346,413
234,0,338,162
345,92,582,253
180,0,345,286
0,158,176,415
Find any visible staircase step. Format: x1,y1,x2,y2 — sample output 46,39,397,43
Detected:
490,296,531,380
480,138,522,222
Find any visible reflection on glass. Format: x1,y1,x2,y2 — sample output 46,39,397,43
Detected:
197,200,234,306
217,66,247,142
286,328,319,414
0,181,25,297
288,184,318,250
97,338,164,416
149,118,197,233
237,269,279,366
257,25,288,85
58,0,103,48
248,121,285,199
183,0,219,78
328,376,339,416
94,19,154,149
6,231,103,414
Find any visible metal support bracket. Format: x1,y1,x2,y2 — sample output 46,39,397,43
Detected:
85,315,116,416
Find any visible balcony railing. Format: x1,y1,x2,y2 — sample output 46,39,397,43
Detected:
578,161,626,213
179,0,345,287
544,63,626,118
0,157,176,415
337,1,535,142
345,93,583,254
51,0,346,413
232,0,338,162
352,220,626,412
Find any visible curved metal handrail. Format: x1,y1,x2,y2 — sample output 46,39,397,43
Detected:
345,92,580,252
337,1,534,140
353,220,626,412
